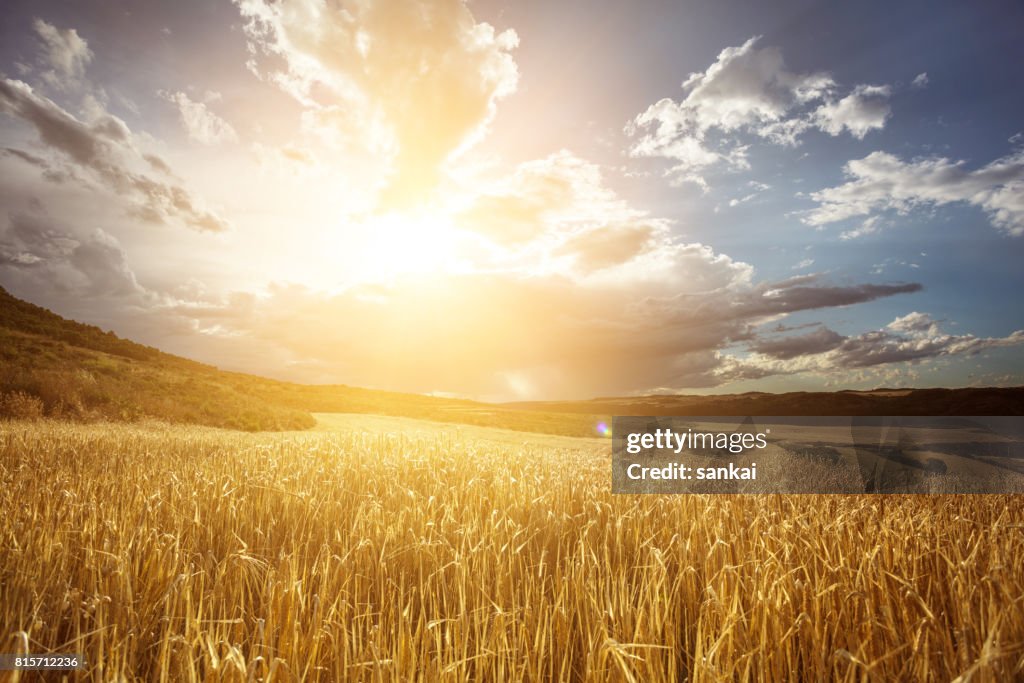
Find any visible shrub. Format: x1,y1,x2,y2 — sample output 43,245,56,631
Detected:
0,390,44,420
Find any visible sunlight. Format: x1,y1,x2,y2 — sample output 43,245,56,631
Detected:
342,209,466,282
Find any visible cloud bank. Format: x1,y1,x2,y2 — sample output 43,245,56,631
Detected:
725,313,1024,383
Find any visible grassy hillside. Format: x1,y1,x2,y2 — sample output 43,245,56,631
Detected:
0,297,316,431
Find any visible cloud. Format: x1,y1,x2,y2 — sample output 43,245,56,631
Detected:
722,313,1024,383
159,91,238,145
457,151,608,245
832,327,1024,368
152,264,924,398
95,130,925,398
886,311,940,337
31,19,93,89
870,256,921,275
453,151,763,286
804,150,1024,236
0,78,229,232
142,153,173,175
731,276,921,318
626,36,892,186
655,37,832,132
0,212,143,298
839,215,882,240
912,72,929,89
455,151,676,277
235,0,519,209
725,180,771,208
2,146,49,169
812,84,891,139
554,223,657,273
749,325,845,359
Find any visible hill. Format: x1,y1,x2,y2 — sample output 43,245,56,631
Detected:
0,286,318,430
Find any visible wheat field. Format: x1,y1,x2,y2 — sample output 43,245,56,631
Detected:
1,417,1023,681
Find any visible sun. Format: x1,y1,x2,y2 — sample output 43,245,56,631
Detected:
334,208,466,283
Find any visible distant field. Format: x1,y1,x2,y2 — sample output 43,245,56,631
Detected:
310,412,608,449
2,415,1023,681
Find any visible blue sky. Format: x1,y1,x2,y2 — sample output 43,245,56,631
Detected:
0,0,1022,399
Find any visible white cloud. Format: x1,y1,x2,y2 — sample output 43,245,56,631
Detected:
839,215,882,240
728,181,771,207
159,90,238,145
626,36,893,186
32,19,93,89
671,37,831,132
912,72,929,89
870,256,920,275
804,150,1024,236
235,0,519,208
812,84,891,139
887,311,940,337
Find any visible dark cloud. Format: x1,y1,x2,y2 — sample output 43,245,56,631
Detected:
832,329,1024,368
750,325,845,359
66,229,141,296
2,146,48,169
724,314,1024,384
736,279,923,317
0,211,143,298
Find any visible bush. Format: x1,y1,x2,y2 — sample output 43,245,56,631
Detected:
0,390,45,420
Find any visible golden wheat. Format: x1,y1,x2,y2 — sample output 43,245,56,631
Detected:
1,419,1022,681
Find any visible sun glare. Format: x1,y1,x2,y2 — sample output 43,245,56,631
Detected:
337,209,465,283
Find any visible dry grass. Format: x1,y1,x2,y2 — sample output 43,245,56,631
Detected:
1,418,1023,681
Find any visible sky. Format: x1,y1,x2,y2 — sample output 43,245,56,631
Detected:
0,0,1022,401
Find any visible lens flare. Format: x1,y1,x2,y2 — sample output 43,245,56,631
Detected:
597,421,611,437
